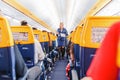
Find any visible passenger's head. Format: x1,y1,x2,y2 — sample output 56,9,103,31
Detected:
59,22,64,29
32,27,37,30
21,20,28,26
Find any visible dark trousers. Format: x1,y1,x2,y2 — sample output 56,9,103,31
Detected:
58,46,65,59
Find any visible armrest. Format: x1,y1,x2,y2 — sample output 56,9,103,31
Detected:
18,66,42,80
71,69,78,80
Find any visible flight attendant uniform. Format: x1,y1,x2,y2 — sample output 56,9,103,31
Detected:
57,28,68,59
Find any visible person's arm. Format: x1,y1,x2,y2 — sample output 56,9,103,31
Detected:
81,77,92,80
35,39,45,61
65,28,68,36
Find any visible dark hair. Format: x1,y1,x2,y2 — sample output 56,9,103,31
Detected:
32,27,37,30
42,30,47,32
21,20,28,26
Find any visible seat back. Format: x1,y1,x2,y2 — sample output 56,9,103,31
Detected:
40,31,49,54
33,29,45,52
33,29,42,42
52,34,57,48
11,26,35,68
72,26,83,78
79,16,120,78
0,17,16,80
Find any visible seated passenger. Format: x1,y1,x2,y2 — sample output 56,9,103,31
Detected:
66,39,75,80
14,43,28,78
21,20,28,26
34,39,45,64
81,22,120,80
20,21,45,64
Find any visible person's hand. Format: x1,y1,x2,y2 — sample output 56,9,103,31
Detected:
81,77,92,80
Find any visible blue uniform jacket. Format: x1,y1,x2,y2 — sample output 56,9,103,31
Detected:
57,28,68,47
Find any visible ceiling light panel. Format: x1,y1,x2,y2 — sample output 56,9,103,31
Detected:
96,0,120,16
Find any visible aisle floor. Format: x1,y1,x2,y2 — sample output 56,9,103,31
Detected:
49,59,68,80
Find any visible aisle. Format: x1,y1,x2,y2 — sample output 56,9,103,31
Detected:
50,59,68,80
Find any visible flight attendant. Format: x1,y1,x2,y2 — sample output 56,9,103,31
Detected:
57,22,68,59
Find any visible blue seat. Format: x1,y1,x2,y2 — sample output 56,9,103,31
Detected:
0,47,16,80
17,44,34,68
41,31,50,54
0,17,42,80
70,26,82,79
80,47,96,77
11,26,35,68
44,42,49,54
0,17,16,80
73,44,80,77
79,16,120,78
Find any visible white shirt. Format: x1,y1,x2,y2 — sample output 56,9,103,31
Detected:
34,39,45,64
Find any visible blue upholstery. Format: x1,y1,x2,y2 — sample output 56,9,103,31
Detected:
0,47,16,80
17,44,35,68
73,44,80,78
44,42,49,54
52,41,56,48
41,42,49,54
80,47,96,78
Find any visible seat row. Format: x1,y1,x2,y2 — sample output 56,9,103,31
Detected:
0,16,58,80
66,16,120,80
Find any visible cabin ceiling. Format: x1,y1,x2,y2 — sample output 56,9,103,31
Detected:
0,0,99,32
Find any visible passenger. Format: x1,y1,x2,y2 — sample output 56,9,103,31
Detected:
14,43,28,79
32,27,45,64
57,22,68,59
9,20,28,79
21,23,45,64
42,30,49,54
81,22,120,80
66,37,75,80
69,42,74,66
21,20,28,26
34,39,45,64
66,33,72,59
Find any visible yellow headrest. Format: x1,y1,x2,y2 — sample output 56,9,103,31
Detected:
73,26,83,44
41,31,49,42
71,31,75,43
80,16,120,48
11,26,34,44
0,17,14,48
53,34,57,41
33,29,42,42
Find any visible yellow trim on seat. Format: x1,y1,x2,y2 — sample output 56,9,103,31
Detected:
52,34,57,41
33,29,42,42
73,26,83,44
71,31,75,43
80,16,120,48
11,26,34,44
41,31,49,42
0,16,14,48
